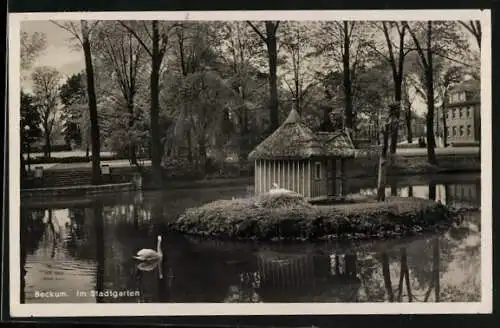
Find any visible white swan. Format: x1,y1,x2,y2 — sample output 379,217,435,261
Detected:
133,235,163,262
269,182,293,194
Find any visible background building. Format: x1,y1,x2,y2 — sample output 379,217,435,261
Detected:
445,79,481,145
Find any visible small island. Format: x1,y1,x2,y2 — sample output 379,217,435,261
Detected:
169,100,459,242
168,190,456,242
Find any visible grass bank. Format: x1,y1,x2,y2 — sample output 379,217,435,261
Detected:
347,152,480,179
168,192,458,242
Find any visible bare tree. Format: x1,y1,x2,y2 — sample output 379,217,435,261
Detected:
367,22,411,154
279,21,321,114
313,21,370,132
31,66,61,158
404,21,469,164
51,20,102,184
247,21,280,133
404,21,438,165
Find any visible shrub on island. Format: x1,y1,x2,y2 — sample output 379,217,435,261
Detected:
168,191,458,242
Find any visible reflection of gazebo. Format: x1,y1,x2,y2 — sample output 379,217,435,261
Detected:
254,251,361,302
248,99,356,199
256,251,315,290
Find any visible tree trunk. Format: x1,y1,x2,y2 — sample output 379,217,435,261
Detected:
377,124,390,201
81,21,101,185
239,106,249,161
401,248,412,302
433,237,440,302
198,137,207,173
425,22,437,165
265,22,279,133
150,20,163,188
429,182,437,201
390,89,402,154
127,100,137,165
405,107,413,144
21,152,27,180
343,22,354,130
381,252,394,302
93,201,104,303
44,128,51,158
186,129,193,164
390,180,398,196
442,101,448,147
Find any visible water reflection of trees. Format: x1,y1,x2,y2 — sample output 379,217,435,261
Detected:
94,201,105,303
20,208,46,304
20,184,480,304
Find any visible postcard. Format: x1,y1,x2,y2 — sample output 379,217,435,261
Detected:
8,9,491,317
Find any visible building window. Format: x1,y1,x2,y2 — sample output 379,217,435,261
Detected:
452,126,457,136
452,109,456,119
467,125,472,136
315,162,321,180
466,107,470,118
459,126,464,136
459,108,463,118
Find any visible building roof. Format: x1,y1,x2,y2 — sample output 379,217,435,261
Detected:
451,79,480,94
248,100,357,160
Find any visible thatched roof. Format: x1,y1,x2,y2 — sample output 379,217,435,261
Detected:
248,101,357,160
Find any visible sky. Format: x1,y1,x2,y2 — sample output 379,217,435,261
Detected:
20,20,479,116
21,21,85,91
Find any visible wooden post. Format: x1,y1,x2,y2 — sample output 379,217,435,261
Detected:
340,158,346,196
377,123,390,201
307,160,311,198
254,160,258,194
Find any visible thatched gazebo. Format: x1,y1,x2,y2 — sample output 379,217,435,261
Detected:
248,99,356,199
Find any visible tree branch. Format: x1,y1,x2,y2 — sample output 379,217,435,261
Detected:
403,21,429,69
246,21,267,42
50,21,83,44
118,21,153,57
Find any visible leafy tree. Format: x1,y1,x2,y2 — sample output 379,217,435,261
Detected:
167,22,222,165
20,91,42,157
247,21,281,133
216,21,268,161
119,20,179,187
352,63,393,141
31,66,61,158
59,72,86,148
51,20,102,184
94,21,146,164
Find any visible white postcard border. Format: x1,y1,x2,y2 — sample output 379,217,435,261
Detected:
8,9,492,317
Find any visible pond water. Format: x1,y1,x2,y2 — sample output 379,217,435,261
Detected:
20,173,482,303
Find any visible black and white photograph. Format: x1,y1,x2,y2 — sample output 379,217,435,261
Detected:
8,10,491,317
